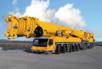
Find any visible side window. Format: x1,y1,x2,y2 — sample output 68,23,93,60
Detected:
49,39,53,46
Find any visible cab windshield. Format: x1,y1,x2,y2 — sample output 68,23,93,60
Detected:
32,39,48,47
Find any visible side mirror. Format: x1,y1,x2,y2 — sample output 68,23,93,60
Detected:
49,39,53,46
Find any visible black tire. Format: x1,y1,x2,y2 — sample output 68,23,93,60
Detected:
79,43,83,50
65,45,68,52
77,43,80,51
82,43,86,50
66,44,70,52
63,44,67,52
74,44,77,52
55,45,61,54
63,46,66,53
89,42,94,48
84,43,89,49
81,41,89,50
72,43,75,52
75,43,79,51
91,42,94,48
69,43,72,52
75,43,78,51
61,45,65,53
88,43,91,49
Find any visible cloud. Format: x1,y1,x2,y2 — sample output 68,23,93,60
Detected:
23,0,85,28
9,0,86,29
23,0,53,22
55,4,86,28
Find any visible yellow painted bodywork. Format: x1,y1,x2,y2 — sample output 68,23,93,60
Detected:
5,16,37,38
31,36,82,52
5,16,95,43
5,16,78,38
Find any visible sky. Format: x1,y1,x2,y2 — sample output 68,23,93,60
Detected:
0,0,102,41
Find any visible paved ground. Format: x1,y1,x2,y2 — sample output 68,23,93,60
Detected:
0,46,102,69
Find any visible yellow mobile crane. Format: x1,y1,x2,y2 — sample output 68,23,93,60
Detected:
5,16,95,54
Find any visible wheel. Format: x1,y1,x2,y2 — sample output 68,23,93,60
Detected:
60,45,65,53
74,44,77,52
66,44,70,52
63,46,66,53
91,42,94,48
72,43,75,52
81,41,89,50
79,43,83,50
89,42,94,48
63,44,67,52
69,43,72,52
65,45,68,52
82,43,85,50
75,43,79,51
55,44,61,54
77,43,80,51
88,43,91,48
